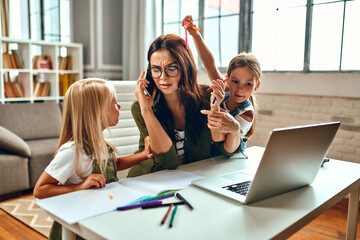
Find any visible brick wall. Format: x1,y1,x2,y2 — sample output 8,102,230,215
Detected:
247,93,360,163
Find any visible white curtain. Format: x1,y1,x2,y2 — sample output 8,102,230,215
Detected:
122,0,161,80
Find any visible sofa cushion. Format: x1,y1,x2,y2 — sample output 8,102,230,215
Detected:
0,102,62,140
0,126,31,157
0,152,30,195
27,138,59,187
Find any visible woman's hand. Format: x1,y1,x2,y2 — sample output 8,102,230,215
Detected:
80,174,106,190
181,15,200,37
210,79,226,111
135,71,156,114
143,136,153,159
201,108,240,134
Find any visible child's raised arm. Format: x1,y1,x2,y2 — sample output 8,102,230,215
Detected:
116,136,153,170
181,15,222,82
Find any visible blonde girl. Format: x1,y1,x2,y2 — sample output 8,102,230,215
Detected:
34,79,152,239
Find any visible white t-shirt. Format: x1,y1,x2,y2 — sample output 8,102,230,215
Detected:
45,141,93,185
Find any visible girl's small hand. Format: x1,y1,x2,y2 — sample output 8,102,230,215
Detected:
81,174,106,190
135,71,156,113
210,79,226,111
143,136,153,159
181,15,199,36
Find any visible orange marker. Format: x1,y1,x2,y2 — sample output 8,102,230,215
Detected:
190,25,201,32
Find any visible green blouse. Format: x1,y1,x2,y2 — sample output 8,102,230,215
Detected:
127,85,237,177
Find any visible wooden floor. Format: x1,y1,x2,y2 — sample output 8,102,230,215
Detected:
0,196,359,240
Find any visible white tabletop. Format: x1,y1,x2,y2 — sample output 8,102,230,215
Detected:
43,146,360,240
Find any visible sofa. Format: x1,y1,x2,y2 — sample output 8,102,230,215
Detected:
0,102,62,196
0,81,138,196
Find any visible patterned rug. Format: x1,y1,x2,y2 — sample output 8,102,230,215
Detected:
0,195,52,237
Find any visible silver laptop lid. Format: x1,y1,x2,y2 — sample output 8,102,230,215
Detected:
245,121,340,204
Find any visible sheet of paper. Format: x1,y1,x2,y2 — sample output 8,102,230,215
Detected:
36,182,144,224
118,169,204,196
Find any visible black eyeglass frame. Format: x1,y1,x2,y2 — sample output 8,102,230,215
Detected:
148,65,179,79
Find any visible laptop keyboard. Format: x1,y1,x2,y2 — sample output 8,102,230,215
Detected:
222,181,251,196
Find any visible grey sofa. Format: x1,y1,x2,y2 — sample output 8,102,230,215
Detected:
0,102,61,196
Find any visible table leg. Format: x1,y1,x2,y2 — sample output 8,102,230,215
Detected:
62,226,76,240
346,187,359,240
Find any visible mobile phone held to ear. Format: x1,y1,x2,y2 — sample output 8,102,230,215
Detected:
144,70,155,97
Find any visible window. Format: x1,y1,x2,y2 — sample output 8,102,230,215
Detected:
29,0,71,43
162,0,360,72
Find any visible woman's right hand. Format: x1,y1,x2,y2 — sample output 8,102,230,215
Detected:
81,174,106,190
135,71,156,113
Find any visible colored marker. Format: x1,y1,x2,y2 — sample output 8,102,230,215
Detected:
161,204,173,225
206,78,228,92
142,201,185,209
190,25,201,32
169,205,178,228
116,200,162,211
176,193,193,210
140,190,176,202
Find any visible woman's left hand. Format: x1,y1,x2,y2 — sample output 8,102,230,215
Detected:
201,108,240,134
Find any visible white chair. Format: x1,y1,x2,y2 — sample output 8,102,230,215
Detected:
103,80,139,178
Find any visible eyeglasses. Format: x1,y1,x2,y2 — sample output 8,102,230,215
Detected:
149,65,179,79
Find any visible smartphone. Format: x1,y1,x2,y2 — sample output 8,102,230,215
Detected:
143,70,155,97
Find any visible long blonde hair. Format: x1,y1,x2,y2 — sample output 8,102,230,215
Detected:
57,78,118,178
227,52,262,139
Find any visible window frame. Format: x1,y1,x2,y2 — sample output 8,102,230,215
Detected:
161,0,360,73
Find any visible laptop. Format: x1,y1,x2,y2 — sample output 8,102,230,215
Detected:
192,122,340,204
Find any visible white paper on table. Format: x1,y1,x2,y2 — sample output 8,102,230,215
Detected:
36,182,144,224
118,169,204,196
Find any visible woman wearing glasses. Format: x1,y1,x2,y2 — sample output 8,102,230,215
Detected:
128,34,241,177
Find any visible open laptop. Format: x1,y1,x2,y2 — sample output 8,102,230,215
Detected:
192,122,340,204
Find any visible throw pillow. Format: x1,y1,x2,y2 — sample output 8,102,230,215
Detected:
0,126,31,157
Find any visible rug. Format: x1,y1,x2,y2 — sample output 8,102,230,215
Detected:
0,195,52,237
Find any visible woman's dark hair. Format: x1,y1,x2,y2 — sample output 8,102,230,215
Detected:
147,34,207,144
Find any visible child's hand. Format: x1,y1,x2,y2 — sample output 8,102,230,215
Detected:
81,174,106,190
181,15,200,36
210,79,226,111
143,136,153,159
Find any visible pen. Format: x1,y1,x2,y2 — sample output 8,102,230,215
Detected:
142,201,185,209
176,193,193,210
190,25,201,32
141,190,176,202
206,78,228,92
169,205,178,228
116,200,162,211
161,204,173,225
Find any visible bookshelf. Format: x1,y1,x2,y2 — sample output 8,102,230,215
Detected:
0,37,83,104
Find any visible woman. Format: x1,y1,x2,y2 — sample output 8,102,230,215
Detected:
128,34,241,177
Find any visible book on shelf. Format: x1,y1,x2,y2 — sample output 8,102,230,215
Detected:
33,55,53,70
33,82,51,97
59,73,74,96
17,73,30,97
58,56,72,70
2,52,23,69
36,169,203,224
11,50,23,69
2,53,12,69
3,81,24,98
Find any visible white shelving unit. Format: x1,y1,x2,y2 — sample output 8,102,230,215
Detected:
0,37,83,104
